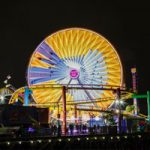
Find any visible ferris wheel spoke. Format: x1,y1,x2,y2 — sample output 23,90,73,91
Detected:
38,42,61,61
38,58,57,66
85,60,105,69
77,78,99,109
30,76,56,84
83,50,99,65
37,42,54,59
28,67,51,73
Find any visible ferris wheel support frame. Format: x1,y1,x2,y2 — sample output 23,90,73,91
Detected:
62,86,67,135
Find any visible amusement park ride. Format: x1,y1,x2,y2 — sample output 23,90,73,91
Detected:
0,28,149,134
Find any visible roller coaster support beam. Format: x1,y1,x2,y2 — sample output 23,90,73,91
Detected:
132,91,150,122
24,87,32,106
62,86,67,135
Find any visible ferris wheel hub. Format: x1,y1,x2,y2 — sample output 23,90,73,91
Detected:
70,69,79,79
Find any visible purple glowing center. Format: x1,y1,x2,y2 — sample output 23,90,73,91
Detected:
70,69,79,78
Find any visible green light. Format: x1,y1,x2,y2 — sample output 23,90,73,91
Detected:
18,141,22,144
48,139,51,143
94,137,97,140
77,138,80,141
102,137,105,140
7,142,10,145
132,94,147,99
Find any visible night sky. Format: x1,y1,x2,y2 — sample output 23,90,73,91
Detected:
0,1,150,114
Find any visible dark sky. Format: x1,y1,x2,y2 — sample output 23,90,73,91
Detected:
0,1,150,113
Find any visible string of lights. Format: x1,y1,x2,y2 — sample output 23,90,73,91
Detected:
0,134,142,146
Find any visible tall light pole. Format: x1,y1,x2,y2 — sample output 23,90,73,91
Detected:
131,67,138,115
116,88,122,134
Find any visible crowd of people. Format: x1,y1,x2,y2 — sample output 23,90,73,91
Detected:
15,118,150,138
16,123,119,137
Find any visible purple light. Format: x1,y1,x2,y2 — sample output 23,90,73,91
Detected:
70,69,79,79
28,127,35,132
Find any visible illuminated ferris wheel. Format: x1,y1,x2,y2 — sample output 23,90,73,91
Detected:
27,28,123,118
0,87,13,104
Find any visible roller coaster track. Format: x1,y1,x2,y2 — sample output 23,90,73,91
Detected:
9,84,133,105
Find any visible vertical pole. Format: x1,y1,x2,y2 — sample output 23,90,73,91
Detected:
74,105,77,125
131,68,138,115
147,91,150,122
78,110,81,125
57,104,60,126
116,88,122,134
62,86,67,135
24,87,29,106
